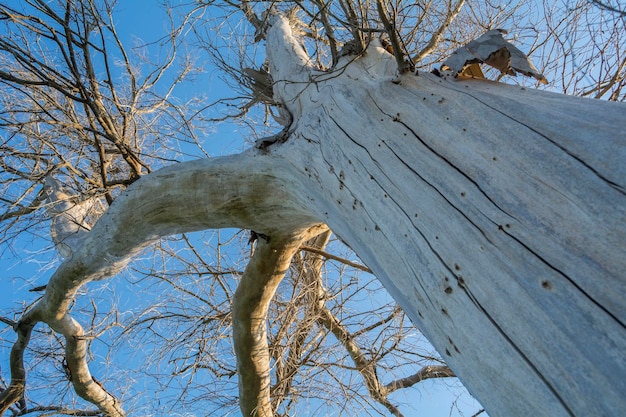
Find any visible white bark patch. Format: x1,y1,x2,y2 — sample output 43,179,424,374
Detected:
44,177,104,258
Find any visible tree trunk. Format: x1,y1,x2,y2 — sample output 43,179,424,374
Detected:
259,16,626,416
9,15,624,417
274,68,626,415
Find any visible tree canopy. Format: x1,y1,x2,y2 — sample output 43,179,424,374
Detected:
0,1,624,416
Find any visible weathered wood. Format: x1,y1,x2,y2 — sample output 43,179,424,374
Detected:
232,228,325,417
9,14,624,417
264,18,625,416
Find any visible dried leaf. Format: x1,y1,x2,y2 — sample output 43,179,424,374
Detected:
442,29,548,84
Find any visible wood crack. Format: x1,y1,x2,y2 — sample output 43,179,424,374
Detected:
496,223,626,330
436,82,625,195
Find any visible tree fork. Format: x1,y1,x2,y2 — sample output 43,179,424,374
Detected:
0,153,319,415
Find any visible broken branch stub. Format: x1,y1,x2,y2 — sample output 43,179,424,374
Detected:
442,29,548,84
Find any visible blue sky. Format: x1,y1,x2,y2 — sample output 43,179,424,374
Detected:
0,1,487,416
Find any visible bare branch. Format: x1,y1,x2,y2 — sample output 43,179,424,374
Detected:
299,245,372,272
412,0,466,63
232,226,327,416
0,321,33,415
590,0,626,16
376,0,410,74
316,298,405,416
384,365,454,393
14,406,103,416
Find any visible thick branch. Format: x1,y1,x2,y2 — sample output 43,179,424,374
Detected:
0,321,33,415
265,14,317,122
232,227,326,416
64,317,125,417
3,151,318,415
31,152,317,322
266,14,314,82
